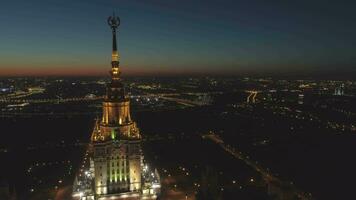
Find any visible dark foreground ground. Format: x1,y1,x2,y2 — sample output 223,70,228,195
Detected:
1,98,356,199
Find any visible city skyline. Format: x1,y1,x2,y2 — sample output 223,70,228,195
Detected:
1,0,356,77
1,2,356,199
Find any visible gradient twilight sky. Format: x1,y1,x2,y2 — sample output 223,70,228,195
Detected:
0,0,355,76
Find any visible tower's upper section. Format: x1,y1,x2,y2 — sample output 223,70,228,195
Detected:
90,14,141,142
108,13,121,81
105,13,126,102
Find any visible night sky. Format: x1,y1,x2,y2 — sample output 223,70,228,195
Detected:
0,0,355,76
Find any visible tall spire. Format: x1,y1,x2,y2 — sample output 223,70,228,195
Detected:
105,13,125,101
107,13,121,80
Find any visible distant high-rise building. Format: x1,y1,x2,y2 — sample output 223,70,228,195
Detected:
334,84,345,96
73,13,160,200
298,94,304,105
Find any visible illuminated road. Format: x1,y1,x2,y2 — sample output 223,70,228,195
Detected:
159,96,200,107
246,90,259,103
0,96,103,104
149,92,219,107
0,111,101,117
202,133,313,200
0,92,211,106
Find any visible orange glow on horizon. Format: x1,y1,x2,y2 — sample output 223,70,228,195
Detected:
0,66,106,76
0,66,230,77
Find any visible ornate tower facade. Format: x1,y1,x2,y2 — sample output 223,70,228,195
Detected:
91,13,142,197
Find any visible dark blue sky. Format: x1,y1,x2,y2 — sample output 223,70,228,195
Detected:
0,0,355,76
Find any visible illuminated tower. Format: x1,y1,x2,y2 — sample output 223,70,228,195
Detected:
91,13,142,197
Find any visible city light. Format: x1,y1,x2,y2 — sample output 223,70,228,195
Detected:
1,2,354,200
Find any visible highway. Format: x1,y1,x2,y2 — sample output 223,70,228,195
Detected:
159,96,201,107
0,96,103,104
0,92,212,106
202,133,313,200
246,90,259,103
